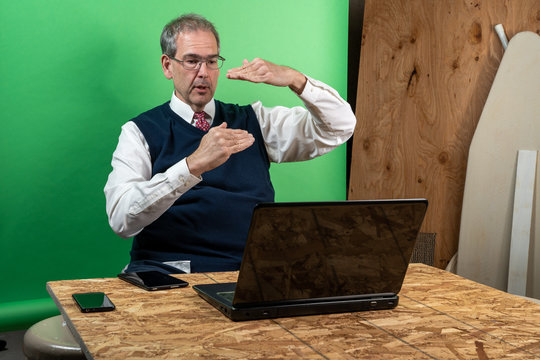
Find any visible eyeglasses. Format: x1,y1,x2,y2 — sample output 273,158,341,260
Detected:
170,55,225,70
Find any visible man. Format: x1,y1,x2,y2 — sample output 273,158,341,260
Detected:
105,14,356,274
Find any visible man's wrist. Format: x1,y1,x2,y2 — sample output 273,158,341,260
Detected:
186,156,204,178
288,71,307,95
169,159,202,188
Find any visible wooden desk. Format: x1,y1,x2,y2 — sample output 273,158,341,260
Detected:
47,264,540,359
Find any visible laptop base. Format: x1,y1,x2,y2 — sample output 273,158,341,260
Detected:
194,283,399,321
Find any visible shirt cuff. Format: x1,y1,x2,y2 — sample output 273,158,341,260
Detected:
166,159,202,193
298,75,347,106
297,76,321,103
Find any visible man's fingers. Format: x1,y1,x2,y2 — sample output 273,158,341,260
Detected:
208,126,254,153
226,58,265,82
226,68,246,80
217,131,254,152
229,134,254,154
209,126,249,138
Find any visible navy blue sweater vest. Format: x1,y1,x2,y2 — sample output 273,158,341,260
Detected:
130,101,274,272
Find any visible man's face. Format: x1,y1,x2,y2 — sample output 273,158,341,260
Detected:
162,30,220,112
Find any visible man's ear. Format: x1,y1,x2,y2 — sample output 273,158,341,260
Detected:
161,55,173,80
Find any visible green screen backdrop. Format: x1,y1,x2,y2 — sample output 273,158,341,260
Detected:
0,0,349,330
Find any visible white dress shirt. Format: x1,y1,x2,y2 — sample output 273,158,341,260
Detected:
104,76,356,238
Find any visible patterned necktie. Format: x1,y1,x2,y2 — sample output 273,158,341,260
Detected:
193,111,210,131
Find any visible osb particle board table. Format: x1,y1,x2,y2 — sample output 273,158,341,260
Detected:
46,264,540,359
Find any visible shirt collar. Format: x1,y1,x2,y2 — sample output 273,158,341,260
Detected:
169,92,216,126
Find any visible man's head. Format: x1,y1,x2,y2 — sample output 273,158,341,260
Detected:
160,13,220,57
160,14,221,112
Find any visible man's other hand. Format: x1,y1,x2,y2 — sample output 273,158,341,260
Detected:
186,123,255,177
226,58,307,94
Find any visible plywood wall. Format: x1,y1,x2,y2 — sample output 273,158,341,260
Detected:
348,0,540,269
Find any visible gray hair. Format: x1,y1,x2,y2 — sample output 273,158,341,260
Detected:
160,13,220,57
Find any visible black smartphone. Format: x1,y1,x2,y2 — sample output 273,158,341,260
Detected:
117,270,189,291
72,292,115,313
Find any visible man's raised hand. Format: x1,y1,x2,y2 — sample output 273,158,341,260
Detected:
226,58,307,94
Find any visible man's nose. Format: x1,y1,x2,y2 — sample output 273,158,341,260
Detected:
196,61,209,77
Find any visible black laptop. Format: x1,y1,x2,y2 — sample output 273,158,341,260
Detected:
193,199,428,321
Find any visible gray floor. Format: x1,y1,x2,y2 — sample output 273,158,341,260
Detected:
0,330,26,360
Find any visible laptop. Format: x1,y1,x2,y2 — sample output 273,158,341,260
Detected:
193,199,428,321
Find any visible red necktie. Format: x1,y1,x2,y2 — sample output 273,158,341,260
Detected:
193,112,210,131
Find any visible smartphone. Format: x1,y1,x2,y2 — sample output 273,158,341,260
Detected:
72,292,115,313
117,270,189,291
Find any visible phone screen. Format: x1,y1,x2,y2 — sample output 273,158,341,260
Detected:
72,292,115,313
118,271,189,291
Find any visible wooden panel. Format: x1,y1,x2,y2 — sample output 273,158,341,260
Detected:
348,0,540,268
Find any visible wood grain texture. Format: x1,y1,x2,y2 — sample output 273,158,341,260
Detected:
46,264,540,359
348,0,540,268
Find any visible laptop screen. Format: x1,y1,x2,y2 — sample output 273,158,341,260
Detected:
233,200,428,305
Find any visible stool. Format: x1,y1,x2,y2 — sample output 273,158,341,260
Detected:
23,315,85,360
